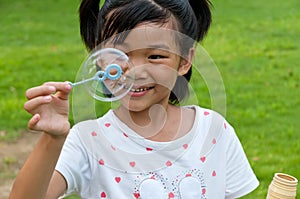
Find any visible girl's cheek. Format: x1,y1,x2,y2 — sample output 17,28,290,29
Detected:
151,69,178,90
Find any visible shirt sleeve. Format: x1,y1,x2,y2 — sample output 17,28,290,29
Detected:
55,126,91,196
224,124,259,199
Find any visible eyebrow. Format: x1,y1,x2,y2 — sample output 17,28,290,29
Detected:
116,42,171,51
147,44,171,50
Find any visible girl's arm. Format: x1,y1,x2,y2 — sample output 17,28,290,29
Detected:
9,82,72,199
9,133,67,199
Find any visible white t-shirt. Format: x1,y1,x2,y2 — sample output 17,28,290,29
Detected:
56,106,259,198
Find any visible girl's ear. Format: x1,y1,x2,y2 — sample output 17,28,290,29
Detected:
178,48,195,76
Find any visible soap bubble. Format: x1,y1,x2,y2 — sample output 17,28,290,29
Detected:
71,48,134,102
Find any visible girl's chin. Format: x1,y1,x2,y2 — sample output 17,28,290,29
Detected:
118,103,149,113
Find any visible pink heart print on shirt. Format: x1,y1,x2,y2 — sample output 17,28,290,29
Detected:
100,191,106,198
165,161,172,167
200,156,206,163
133,192,141,199
129,161,136,167
183,144,188,149
98,159,105,165
105,123,111,127
169,192,175,198
204,111,210,116
91,131,97,136
212,138,217,145
115,177,121,183
146,147,153,151
212,170,217,177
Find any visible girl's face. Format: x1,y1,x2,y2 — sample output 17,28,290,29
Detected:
104,21,193,112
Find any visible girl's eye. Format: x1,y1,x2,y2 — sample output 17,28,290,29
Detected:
149,55,166,59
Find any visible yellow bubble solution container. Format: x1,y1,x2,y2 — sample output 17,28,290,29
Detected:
266,173,298,199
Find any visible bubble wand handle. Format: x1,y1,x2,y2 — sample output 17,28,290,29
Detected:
70,75,100,87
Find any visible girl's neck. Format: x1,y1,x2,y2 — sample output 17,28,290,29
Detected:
114,104,195,142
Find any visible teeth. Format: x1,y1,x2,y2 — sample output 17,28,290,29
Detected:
130,87,150,92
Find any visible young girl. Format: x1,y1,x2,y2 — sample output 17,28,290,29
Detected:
10,0,259,198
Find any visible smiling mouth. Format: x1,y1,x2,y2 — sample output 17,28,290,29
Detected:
130,86,154,93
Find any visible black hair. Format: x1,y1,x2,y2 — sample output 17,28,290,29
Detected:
79,0,212,104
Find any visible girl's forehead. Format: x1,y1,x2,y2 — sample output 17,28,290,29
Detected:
104,23,185,55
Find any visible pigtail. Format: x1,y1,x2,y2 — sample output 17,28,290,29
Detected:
79,0,101,50
188,0,213,41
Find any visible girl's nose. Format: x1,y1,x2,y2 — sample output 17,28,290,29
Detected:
123,57,148,80
121,61,130,74
121,59,134,79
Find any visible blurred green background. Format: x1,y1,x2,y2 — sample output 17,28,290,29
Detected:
0,0,299,198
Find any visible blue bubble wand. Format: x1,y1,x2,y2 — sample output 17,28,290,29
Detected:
70,64,123,87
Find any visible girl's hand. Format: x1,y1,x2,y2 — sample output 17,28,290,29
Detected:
24,82,72,138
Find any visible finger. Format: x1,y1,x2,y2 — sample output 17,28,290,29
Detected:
43,82,72,100
52,82,72,100
24,95,52,114
28,114,41,130
26,82,72,100
26,85,56,100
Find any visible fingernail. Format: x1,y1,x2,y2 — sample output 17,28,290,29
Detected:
45,96,52,101
65,83,72,90
49,86,56,92
34,114,40,121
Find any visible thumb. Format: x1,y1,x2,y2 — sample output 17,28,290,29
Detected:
28,114,41,130
54,82,73,100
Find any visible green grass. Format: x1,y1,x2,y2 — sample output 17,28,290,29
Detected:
203,0,300,198
0,0,88,140
1,0,299,198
